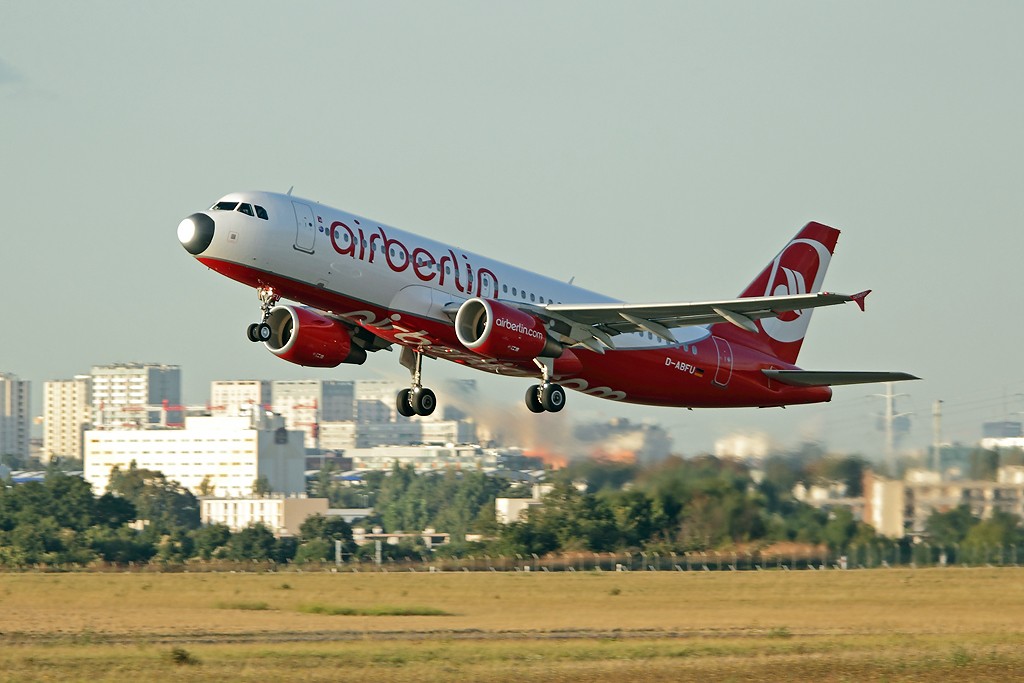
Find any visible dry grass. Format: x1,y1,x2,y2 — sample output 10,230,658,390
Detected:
1,568,1023,680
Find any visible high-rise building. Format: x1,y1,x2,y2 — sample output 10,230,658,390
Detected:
210,380,272,417
272,379,355,448
355,379,403,424
43,375,92,462
0,373,30,461
90,363,181,428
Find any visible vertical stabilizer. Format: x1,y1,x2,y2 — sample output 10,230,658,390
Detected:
712,222,840,365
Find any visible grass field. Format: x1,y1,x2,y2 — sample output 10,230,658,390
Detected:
1,568,1022,681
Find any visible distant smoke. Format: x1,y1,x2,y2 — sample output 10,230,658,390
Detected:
440,378,586,461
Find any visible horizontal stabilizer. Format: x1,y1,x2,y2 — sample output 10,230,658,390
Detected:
763,369,920,387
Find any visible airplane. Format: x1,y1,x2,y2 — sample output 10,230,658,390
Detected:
177,191,917,417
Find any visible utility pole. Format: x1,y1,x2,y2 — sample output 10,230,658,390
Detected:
932,400,943,476
874,383,912,468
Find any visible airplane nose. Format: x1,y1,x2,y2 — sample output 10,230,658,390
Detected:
177,213,215,255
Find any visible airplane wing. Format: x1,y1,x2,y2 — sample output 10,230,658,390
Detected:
763,370,920,386
528,290,870,352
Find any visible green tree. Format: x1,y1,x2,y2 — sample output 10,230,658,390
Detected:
294,538,333,564
227,523,276,561
926,505,977,547
252,476,272,496
190,523,232,560
107,464,200,533
94,493,137,528
86,526,157,564
961,510,1022,561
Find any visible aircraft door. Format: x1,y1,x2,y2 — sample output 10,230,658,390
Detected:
293,202,316,253
712,336,734,388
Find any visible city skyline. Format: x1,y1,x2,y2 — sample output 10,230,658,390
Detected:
3,3,1023,454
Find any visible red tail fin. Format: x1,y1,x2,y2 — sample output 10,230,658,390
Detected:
712,222,840,365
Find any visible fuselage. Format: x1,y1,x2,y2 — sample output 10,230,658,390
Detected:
180,191,832,408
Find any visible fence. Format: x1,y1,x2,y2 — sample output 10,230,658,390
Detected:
336,544,1024,573
5,544,1021,573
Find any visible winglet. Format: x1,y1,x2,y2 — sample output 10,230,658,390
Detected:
850,290,871,312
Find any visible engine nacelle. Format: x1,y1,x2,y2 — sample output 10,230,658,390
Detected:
455,298,562,360
263,305,367,368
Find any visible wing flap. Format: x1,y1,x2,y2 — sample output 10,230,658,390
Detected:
763,370,920,387
546,292,861,337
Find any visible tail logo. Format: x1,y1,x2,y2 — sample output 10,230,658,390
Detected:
760,238,832,344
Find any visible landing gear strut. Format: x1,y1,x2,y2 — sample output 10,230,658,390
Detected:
526,359,566,413
246,287,279,343
396,347,436,417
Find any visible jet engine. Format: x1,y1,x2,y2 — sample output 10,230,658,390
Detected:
455,298,562,360
263,305,367,367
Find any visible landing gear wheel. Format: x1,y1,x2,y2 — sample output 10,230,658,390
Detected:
256,322,272,342
246,323,260,342
396,388,416,418
525,385,545,413
411,387,436,417
540,383,566,413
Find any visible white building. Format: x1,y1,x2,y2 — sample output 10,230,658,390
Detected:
714,432,775,461
347,444,497,472
495,484,553,524
201,495,328,536
91,362,181,428
84,414,305,497
43,375,92,462
863,472,905,538
321,421,460,451
0,373,30,461
210,380,272,417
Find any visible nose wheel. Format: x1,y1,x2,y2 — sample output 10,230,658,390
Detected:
525,358,566,413
246,287,279,343
396,347,436,417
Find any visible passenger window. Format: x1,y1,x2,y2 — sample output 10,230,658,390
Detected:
237,203,254,216
211,201,238,211
530,293,536,302
512,287,517,296
502,285,508,293
255,205,269,220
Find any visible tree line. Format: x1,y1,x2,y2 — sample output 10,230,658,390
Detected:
3,446,1023,567
0,463,354,567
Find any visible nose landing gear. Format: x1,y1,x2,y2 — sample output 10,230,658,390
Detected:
396,347,437,417
246,287,280,343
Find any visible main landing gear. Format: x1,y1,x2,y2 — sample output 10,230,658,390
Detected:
396,347,436,417
525,358,566,413
246,287,279,343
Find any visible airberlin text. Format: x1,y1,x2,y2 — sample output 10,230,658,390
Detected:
495,317,544,340
329,221,498,296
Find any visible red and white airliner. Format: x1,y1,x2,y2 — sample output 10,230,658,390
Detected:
177,191,916,417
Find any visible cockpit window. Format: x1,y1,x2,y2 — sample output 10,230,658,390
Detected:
237,203,254,216
211,201,239,211
255,205,269,220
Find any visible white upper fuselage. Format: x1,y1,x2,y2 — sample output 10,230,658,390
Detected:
196,190,705,350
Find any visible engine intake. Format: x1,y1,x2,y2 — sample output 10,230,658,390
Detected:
264,305,367,367
455,298,562,360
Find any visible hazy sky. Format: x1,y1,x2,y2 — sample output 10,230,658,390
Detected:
2,2,1022,457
